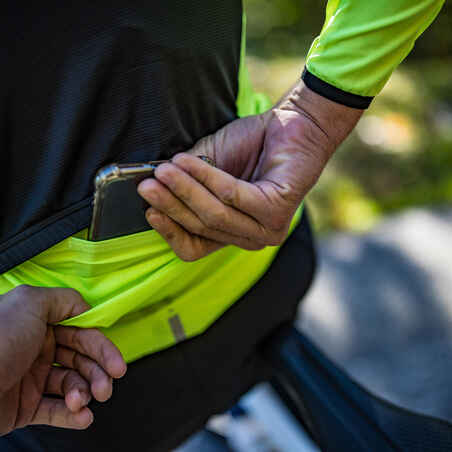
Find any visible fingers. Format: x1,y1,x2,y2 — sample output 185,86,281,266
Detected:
138,158,287,247
21,288,127,389
139,178,264,251
140,162,270,242
171,154,292,240
148,209,225,261
45,367,91,412
54,346,114,402
174,153,291,230
173,153,269,220
5,286,91,326
13,286,91,326
54,326,126,379
31,398,93,430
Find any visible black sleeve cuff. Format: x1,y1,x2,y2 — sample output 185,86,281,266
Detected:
302,68,373,110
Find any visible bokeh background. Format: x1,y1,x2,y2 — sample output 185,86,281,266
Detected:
244,0,452,431
244,0,452,234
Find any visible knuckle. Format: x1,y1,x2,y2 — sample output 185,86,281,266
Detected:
63,287,82,300
219,187,235,206
177,250,198,262
12,284,39,298
72,329,86,354
190,221,208,237
218,180,238,206
146,209,162,227
177,186,194,204
176,241,204,262
202,208,228,230
164,229,176,242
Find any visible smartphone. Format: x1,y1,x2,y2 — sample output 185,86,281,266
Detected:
88,161,168,241
88,156,214,241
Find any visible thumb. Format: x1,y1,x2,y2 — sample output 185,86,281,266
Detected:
39,287,91,324
187,113,268,180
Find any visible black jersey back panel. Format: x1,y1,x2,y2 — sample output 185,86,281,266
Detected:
0,1,242,273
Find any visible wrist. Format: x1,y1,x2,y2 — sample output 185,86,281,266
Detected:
280,81,364,152
302,68,373,110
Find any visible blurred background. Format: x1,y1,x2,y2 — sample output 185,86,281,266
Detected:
243,0,452,421
244,0,452,234
245,0,452,450
244,0,452,448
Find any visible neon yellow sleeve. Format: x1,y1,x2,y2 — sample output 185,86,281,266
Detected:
304,0,445,105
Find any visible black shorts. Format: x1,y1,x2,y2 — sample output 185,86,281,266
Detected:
1,210,316,452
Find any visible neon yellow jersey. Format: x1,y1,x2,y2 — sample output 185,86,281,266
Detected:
304,0,445,104
0,209,301,364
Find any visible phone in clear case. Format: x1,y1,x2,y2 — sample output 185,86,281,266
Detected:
88,161,168,241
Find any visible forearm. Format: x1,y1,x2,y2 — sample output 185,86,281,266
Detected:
303,0,445,107
265,82,364,201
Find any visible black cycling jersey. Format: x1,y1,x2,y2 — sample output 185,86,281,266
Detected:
0,0,242,272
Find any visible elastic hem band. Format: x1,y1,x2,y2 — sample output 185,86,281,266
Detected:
302,68,373,110
0,199,92,273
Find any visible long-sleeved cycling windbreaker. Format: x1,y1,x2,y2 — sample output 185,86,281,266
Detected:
302,0,445,108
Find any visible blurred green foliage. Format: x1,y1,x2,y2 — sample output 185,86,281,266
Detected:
244,0,452,60
244,0,324,58
244,0,452,234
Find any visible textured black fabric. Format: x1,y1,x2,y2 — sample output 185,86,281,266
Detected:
302,67,373,110
1,209,317,452
266,327,452,452
0,0,242,272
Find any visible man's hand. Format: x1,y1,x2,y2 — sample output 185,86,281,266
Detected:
138,83,363,261
0,285,127,436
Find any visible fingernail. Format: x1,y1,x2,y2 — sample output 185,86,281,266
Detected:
86,410,94,426
67,388,81,412
72,388,80,400
93,378,113,403
77,408,94,429
137,179,153,196
115,361,127,379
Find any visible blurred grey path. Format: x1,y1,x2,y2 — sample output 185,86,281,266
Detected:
178,206,452,451
298,206,452,421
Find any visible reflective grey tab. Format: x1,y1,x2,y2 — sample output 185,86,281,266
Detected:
169,315,186,342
